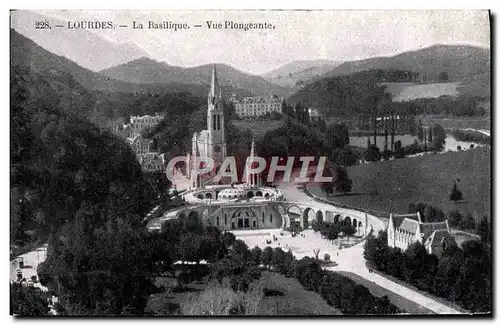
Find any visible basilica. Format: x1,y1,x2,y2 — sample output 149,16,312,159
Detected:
186,65,228,188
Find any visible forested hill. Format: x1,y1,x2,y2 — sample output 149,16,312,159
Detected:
100,57,289,97
11,62,157,246
287,70,398,117
322,44,490,83
10,29,251,98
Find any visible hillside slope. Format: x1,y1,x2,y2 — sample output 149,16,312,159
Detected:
10,29,225,97
323,45,489,82
100,58,291,97
11,10,150,71
261,60,342,87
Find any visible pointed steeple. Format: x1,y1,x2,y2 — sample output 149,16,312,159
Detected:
250,133,255,159
209,64,219,101
246,134,257,186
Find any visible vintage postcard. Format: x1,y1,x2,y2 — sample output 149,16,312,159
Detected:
9,9,491,316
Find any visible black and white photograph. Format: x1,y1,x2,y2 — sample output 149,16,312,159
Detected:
8,9,492,316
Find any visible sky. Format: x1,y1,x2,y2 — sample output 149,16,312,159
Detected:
12,10,490,75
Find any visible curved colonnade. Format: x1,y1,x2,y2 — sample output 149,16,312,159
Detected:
147,184,386,236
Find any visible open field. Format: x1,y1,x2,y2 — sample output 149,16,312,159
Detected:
232,119,285,137
382,82,460,102
310,146,491,221
420,115,491,131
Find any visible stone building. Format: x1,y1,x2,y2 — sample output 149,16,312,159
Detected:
127,134,150,155
113,113,163,139
137,152,165,172
187,65,227,188
387,212,455,257
232,95,283,118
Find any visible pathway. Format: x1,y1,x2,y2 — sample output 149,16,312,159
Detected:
266,183,464,314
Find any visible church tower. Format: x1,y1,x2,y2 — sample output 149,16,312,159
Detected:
207,64,226,168
245,135,260,187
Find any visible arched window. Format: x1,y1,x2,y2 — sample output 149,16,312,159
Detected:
262,212,265,224
224,213,227,225
270,214,273,223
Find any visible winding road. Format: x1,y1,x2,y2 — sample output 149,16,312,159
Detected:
277,183,463,315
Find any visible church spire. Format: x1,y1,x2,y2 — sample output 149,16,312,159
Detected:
250,133,255,159
246,134,257,187
209,64,219,102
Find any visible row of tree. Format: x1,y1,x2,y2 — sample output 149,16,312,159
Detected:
312,220,357,241
364,231,491,313
294,257,400,314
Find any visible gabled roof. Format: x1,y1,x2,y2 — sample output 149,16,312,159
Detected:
424,229,455,248
420,221,448,239
127,133,149,145
391,213,420,228
399,218,420,234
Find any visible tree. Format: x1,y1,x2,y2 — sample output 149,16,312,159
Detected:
341,222,356,238
364,145,381,162
432,124,446,151
250,246,262,266
261,247,273,268
447,210,463,228
221,232,236,248
271,247,286,271
417,120,424,142
11,283,50,316
477,217,490,244
326,123,350,150
438,71,449,82
178,232,203,263
231,240,250,261
333,166,353,195
449,182,463,202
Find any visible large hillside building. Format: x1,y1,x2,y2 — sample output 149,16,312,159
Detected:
114,113,164,139
231,95,283,118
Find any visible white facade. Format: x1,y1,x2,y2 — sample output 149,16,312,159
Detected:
188,65,227,188
387,212,453,257
232,95,283,118
115,113,163,139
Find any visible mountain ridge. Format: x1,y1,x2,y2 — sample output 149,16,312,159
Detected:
261,60,343,87
10,29,253,98
100,57,292,97
321,44,490,83
11,10,150,72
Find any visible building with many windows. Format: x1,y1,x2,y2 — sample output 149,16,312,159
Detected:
231,95,283,118
138,152,165,172
114,113,164,139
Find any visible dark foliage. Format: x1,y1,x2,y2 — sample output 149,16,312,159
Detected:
364,231,491,313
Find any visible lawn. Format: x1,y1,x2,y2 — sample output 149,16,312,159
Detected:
146,272,341,316
232,119,285,138
310,146,491,221
255,271,341,315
